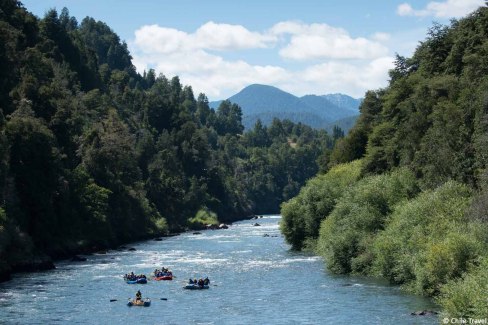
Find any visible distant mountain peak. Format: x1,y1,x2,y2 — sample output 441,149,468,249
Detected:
209,84,361,132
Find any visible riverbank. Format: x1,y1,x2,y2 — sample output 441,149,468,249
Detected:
0,231,177,283
281,162,488,318
0,214,257,284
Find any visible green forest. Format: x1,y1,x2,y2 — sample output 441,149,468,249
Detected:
0,1,337,280
281,5,488,319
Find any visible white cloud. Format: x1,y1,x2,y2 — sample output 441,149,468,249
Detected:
397,0,484,18
271,21,388,60
371,32,391,42
130,21,396,99
133,21,274,54
297,56,395,97
194,21,275,50
134,25,189,54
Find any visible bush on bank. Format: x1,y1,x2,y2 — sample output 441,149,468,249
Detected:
316,168,419,274
280,160,362,250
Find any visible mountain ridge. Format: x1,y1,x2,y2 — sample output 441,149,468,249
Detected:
210,84,361,131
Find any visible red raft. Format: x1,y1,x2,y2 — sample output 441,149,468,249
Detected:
154,274,173,281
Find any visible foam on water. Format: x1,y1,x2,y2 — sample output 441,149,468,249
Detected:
231,250,252,254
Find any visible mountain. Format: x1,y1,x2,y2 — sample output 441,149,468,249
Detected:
322,93,362,113
210,84,360,131
325,115,359,135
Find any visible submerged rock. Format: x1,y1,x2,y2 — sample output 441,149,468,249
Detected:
411,310,438,316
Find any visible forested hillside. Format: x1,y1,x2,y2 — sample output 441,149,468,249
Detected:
281,5,488,319
0,1,334,280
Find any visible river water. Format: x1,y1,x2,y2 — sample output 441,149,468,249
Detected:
0,216,437,324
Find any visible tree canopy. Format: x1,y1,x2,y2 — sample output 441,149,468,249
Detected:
0,1,336,276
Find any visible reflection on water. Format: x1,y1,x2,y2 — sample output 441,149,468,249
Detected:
0,216,438,324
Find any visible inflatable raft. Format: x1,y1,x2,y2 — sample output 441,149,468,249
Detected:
154,275,173,281
184,284,209,290
127,298,151,307
126,278,147,284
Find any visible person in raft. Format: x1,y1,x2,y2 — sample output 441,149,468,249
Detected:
136,290,142,301
189,278,210,286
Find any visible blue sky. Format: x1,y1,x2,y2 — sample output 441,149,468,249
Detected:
22,0,485,100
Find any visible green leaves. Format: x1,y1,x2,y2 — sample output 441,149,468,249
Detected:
317,168,418,274
281,160,362,250
438,257,488,318
0,2,333,275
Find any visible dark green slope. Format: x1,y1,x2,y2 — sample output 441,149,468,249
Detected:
0,1,336,281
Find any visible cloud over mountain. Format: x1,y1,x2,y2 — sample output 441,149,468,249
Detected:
130,20,395,99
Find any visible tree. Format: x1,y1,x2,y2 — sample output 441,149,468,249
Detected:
216,100,244,135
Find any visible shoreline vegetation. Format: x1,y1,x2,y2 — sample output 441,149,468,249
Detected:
0,2,336,283
281,6,488,319
2,0,488,321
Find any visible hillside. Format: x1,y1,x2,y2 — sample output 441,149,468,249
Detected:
210,84,360,130
322,93,362,113
281,5,488,319
324,115,359,134
0,1,335,281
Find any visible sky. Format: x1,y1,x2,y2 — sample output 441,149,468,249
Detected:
21,0,486,100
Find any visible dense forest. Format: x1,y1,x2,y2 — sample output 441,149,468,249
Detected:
281,5,488,318
0,0,336,280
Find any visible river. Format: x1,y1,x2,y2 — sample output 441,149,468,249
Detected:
0,216,437,324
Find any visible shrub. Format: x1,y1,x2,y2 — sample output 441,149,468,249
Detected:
154,217,168,234
372,181,483,296
280,160,362,250
187,208,218,230
438,257,488,319
317,168,418,274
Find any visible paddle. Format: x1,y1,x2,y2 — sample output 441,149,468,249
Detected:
110,297,168,302
108,298,131,302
